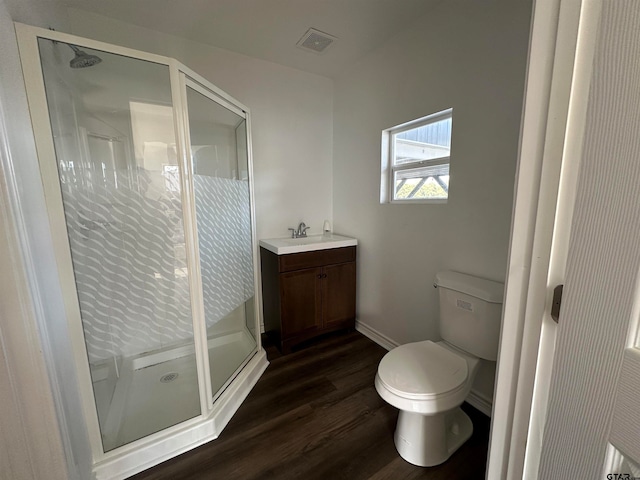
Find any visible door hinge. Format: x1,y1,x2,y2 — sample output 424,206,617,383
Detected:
551,284,563,323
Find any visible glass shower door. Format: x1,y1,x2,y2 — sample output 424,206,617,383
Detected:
185,80,258,399
37,38,202,452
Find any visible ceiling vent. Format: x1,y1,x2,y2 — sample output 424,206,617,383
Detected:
296,28,337,55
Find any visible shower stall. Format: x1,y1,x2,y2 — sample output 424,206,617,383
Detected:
16,24,268,479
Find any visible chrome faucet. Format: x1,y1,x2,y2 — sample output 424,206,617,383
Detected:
288,222,310,238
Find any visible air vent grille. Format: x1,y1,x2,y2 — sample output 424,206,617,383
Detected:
296,28,337,54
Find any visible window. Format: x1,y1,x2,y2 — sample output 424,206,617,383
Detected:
381,108,452,203
163,164,180,192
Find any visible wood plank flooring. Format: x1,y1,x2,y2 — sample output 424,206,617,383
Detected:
129,331,490,480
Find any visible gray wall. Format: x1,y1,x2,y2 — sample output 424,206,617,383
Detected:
332,0,532,402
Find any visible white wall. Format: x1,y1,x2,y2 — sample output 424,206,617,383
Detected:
333,0,532,402
66,8,334,241
0,9,332,476
0,1,93,479
1,5,533,478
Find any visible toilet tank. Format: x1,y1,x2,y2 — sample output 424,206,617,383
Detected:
435,271,504,361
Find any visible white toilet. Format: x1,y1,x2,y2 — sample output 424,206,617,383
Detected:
375,271,504,467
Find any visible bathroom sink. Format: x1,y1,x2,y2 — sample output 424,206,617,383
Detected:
259,234,357,255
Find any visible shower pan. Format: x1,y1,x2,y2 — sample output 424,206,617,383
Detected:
15,24,268,479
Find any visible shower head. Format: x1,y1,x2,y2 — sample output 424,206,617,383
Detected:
69,44,102,69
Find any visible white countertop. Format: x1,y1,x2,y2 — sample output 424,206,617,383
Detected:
259,234,358,255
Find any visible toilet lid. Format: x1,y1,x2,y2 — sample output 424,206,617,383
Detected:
377,341,468,399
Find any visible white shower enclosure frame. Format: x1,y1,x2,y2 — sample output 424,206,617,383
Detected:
15,23,268,479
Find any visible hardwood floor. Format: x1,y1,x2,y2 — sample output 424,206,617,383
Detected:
129,331,490,480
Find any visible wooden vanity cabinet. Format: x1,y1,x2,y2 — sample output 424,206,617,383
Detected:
260,246,356,353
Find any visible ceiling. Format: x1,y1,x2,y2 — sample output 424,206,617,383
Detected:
59,0,441,79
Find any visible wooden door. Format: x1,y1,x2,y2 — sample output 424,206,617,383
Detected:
322,262,356,328
280,267,322,338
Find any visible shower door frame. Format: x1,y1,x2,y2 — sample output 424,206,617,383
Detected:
178,71,261,402
15,23,267,479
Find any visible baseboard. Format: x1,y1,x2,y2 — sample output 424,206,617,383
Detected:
356,320,493,417
355,321,398,351
466,390,493,417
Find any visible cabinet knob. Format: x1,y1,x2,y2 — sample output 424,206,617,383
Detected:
322,273,327,278
317,274,322,279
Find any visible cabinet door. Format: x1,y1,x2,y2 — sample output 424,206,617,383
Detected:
280,267,323,338
322,262,356,328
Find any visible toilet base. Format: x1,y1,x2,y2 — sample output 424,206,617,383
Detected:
393,407,473,467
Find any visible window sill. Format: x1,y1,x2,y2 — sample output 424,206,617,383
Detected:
388,198,448,205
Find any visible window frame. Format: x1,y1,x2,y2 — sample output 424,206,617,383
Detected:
381,108,453,204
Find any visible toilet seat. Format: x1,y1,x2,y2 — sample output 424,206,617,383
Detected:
377,340,468,400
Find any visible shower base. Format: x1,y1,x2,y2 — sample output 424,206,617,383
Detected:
93,329,256,452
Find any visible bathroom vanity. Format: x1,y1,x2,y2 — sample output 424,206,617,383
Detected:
260,235,357,353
